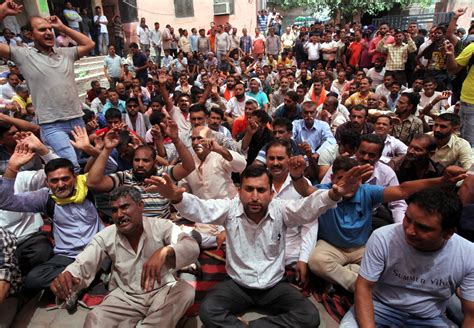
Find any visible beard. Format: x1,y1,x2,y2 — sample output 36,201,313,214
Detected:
433,131,448,140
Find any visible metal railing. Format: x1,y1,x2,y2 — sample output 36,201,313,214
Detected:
372,12,454,30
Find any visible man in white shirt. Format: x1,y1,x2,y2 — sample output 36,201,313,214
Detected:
0,72,19,100
149,22,162,64
136,17,150,51
304,34,321,71
179,126,246,248
226,81,252,120
94,6,108,55
373,115,408,164
146,161,371,327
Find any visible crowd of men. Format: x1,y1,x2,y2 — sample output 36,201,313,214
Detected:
0,0,474,326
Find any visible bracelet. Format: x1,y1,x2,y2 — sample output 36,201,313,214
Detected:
290,173,304,181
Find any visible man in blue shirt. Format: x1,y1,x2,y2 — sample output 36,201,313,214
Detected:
289,155,466,292
0,146,103,294
292,101,335,153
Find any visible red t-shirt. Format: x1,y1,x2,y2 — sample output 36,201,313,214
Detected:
348,41,362,67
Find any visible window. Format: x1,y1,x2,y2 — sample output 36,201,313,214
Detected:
174,0,194,18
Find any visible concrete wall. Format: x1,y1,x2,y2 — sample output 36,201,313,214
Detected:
441,0,473,30
132,0,257,40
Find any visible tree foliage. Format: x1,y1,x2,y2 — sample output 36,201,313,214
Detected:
268,0,432,20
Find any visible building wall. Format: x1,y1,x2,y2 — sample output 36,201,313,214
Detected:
441,0,473,30
130,0,257,42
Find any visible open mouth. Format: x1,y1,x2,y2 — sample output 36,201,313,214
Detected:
116,217,131,226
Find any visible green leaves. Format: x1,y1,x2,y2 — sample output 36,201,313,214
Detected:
268,0,431,20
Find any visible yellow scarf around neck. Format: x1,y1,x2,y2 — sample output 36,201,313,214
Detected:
51,174,88,205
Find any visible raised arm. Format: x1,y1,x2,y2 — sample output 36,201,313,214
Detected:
158,72,173,112
86,129,119,192
144,174,230,225
0,143,48,213
383,166,467,203
47,16,94,58
0,0,23,59
0,112,40,135
447,8,467,46
162,120,195,180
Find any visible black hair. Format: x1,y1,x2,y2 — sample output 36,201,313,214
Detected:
339,129,361,150
332,156,359,173
407,187,463,231
82,108,96,123
134,144,157,161
250,110,271,125
45,158,74,175
285,90,299,103
376,114,393,125
240,164,273,187
210,108,224,120
437,113,461,126
189,104,209,116
272,117,292,132
401,92,420,109
0,122,12,139
266,138,292,156
129,42,139,49
104,108,122,121
126,97,139,105
360,133,384,155
149,111,166,126
350,105,368,117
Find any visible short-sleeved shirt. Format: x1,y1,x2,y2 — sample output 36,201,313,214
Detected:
360,224,474,319
246,91,268,109
132,52,148,80
10,46,82,124
455,43,474,104
109,167,176,218
104,55,122,78
316,183,384,248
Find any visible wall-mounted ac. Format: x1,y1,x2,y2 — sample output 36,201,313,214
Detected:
214,1,231,15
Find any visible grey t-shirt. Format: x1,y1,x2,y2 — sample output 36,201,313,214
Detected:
10,46,83,124
360,223,474,319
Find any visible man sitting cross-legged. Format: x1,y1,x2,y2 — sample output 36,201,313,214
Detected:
144,163,372,327
290,155,467,293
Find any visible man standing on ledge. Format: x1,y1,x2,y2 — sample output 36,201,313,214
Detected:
0,0,95,172
145,163,371,327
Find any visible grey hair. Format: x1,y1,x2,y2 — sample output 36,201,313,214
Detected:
15,83,29,93
109,186,142,203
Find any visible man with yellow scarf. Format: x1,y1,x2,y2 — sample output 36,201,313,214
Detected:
0,143,103,296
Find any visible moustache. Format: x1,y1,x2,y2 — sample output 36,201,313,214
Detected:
115,217,131,226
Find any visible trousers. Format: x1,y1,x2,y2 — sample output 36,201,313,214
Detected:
199,279,320,328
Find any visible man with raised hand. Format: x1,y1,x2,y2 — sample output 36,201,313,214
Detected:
144,163,371,327
0,1,95,172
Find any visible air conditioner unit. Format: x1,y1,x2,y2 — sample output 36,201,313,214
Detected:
214,2,231,15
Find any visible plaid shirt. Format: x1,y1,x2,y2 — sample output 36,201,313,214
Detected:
0,227,22,296
376,37,417,71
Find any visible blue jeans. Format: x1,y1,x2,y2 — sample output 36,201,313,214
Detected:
340,301,456,327
98,32,109,55
460,102,474,147
40,117,85,172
